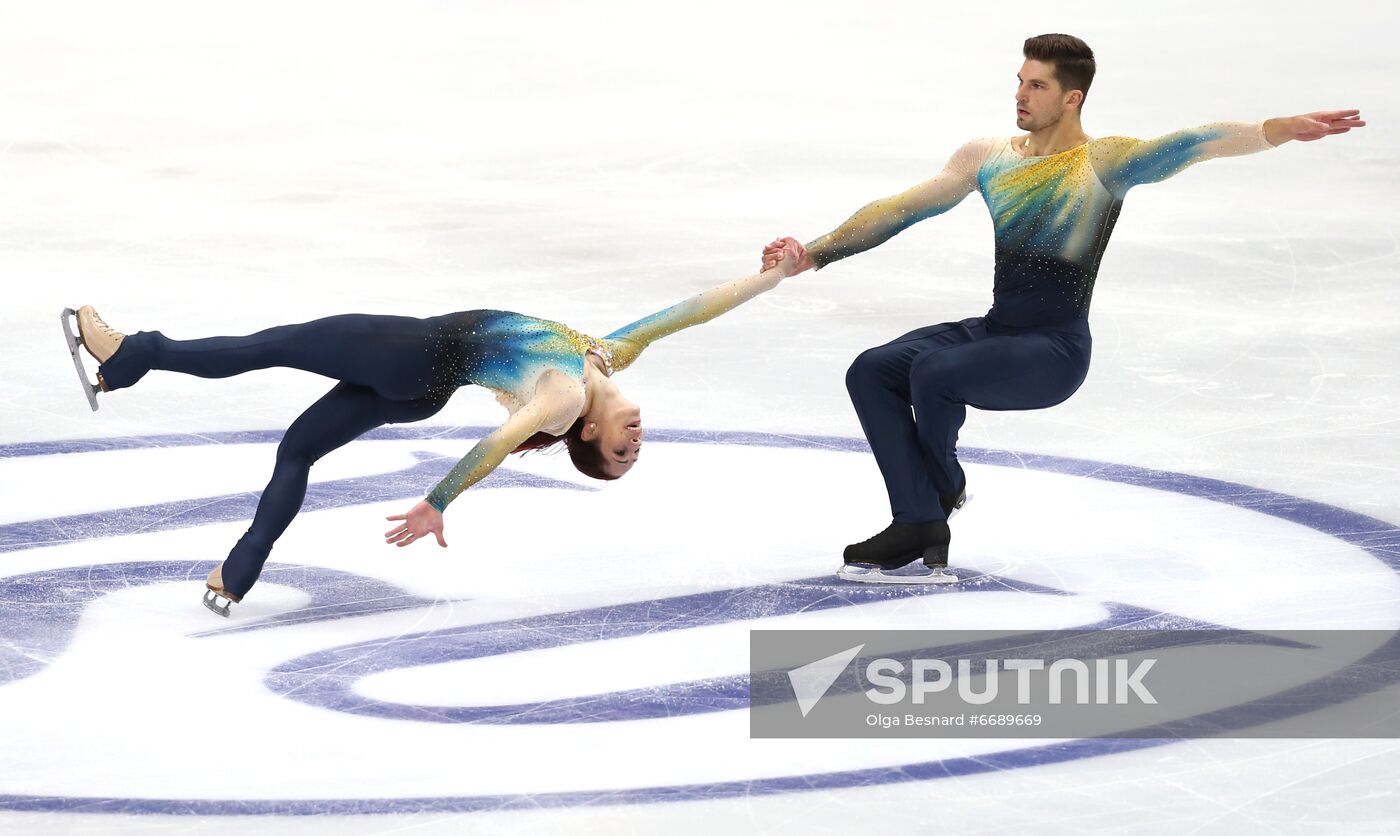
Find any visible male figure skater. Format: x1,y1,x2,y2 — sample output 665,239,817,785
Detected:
760,33,1365,584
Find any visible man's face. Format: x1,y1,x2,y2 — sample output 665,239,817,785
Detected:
1015,59,1072,132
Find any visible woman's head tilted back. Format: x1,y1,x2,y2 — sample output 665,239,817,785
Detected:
511,350,644,480
513,405,644,481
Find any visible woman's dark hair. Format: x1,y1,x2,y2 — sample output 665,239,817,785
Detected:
1023,33,1096,104
513,418,618,481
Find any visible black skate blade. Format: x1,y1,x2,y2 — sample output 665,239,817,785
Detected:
60,308,100,412
202,589,233,617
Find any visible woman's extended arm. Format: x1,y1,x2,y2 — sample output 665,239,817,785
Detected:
602,244,799,372
384,371,580,547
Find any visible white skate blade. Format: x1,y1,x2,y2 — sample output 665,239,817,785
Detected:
60,308,100,412
202,589,234,617
836,562,959,585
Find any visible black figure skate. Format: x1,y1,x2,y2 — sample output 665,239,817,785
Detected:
837,519,957,585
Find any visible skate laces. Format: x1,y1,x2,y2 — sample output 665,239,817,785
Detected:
89,310,123,340
852,525,894,547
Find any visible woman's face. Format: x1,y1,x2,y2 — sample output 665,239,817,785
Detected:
585,400,643,478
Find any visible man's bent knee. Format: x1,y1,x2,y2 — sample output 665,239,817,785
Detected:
846,347,891,392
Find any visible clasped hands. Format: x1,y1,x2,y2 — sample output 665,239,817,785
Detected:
761,237,815,277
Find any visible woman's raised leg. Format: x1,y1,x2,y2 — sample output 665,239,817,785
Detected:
98,313,446,399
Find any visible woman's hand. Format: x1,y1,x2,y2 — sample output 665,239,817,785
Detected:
385,501,447,548
761,236,814,277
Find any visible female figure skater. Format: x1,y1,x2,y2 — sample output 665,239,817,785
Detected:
65,242,803,616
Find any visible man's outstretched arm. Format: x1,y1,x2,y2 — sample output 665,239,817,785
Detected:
762,138,993,275
1094,110,1366,195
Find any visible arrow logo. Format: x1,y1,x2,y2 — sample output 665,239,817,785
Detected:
787,644,865,717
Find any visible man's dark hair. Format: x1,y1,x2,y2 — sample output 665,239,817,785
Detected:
1023,34,1096,103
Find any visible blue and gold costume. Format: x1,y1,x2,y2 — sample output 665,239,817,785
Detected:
98,266,785,598
421,264,785,512
814,123,1275,523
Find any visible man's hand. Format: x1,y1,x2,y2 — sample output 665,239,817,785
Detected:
762,236,815,276
1266,110,1366,145
385,501,447,548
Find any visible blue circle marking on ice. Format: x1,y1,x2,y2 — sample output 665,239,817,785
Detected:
0,427,1397,815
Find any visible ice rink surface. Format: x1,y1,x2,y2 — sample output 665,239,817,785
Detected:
2,0,1398,832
